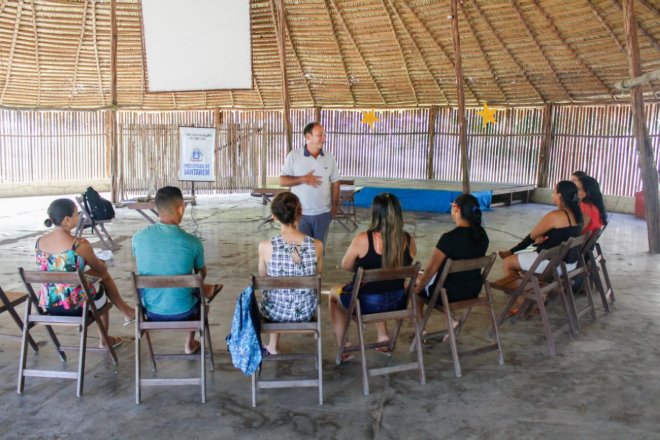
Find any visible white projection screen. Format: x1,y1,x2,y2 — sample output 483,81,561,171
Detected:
141,0,252,92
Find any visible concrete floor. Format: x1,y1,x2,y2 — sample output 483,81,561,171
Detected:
0,193,658,440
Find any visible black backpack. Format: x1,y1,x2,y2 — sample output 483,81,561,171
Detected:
83,187,115,221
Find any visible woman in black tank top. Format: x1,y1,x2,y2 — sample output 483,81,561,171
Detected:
329,193,417,356
498,180,583,277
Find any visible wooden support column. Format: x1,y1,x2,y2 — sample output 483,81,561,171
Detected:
109,0,119,202
214,108,222,188
450,0,470,194
314,106,322,124
274,0,292,152
536,103,553,188
426,105,438,180
623,0,660,253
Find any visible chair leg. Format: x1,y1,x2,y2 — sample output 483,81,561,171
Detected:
317,328,323,405
77,315,89,397
6,305,39,352
410,299,434,352
596,245,615,304
251,373,257,407
45,324,66,362
200,327,206,404
535,292,556,356
487,296,505,366
411,302,426,385
17,300,31,394
205,322,215,372
145,331,157,372
355,304,369,396
444,305,462,378
135,315,141,404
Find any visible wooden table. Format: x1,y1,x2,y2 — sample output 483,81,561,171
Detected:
120,195,196,224
250,185,362,231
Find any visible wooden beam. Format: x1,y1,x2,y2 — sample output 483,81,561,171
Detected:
623,0,660,253
471,1,547,103
536,104,553,188
380,0,418,106
615,69,660,90
450,0,470,194
314,107,321,124
110,0,119,203
322,0,357,107
387,0,450,105
327,0,388,105
612,0,659,51
426,105,438,180
272,0,292,152
587,0,625,53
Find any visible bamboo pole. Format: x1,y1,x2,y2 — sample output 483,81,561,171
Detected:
450,0,470,193
110,0,118,202
273,0,292,152
623,0,660,253
426,105,438,180
536,104,553,188
615,69,660,90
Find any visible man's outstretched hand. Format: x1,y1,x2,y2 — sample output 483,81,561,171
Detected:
302,170,322,187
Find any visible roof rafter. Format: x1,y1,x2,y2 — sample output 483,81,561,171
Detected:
322,0,356,106
282,9,316,106
530,0,616,99
386,0,450,105
1,0,24,104
510,0,574,102
610,0,659,51
636,0,659,17
458,1,510,105
380,0,418,105
400,1,481,104
587,0,625,53
69,0,89,107
471,1,547,103
90,0,106,105
28,0,41,107
327,0,388,105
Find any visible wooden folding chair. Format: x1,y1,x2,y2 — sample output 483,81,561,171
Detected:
560,234,598,333
131,273,215,404
334,179,358,231
336,263,425,396
0,285,39,352
410,254,504,377
74,195,119,251
251,274,323,406
491,244,576,356
17,268,118,397
584,227,616,312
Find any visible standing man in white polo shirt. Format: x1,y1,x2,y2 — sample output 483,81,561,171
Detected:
279,122,340,248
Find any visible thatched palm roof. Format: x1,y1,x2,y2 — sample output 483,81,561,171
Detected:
0,0,658,110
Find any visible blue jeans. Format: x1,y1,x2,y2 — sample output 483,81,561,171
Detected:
299,212,332,248
340,288,406,315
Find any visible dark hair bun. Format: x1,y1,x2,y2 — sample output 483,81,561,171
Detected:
271,192,301,226
44,218,53,228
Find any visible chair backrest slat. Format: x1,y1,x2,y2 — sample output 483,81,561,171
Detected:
132,273,204,289
252,274,321,292
356,265,420,284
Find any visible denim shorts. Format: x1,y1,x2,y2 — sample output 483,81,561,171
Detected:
339,287,406,315
139,288,200,321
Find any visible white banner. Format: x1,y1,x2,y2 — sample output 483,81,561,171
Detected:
179,127,216,182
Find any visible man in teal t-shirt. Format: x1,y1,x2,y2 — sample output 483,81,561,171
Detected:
132,186,215,355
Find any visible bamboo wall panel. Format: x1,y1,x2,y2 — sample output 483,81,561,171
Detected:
547,103,660,197
0,109,107,185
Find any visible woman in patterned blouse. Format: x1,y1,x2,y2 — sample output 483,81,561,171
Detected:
257,192,324,355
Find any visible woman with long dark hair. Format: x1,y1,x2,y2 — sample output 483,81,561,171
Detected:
414,194,489,335
257,191,323,355
36,198,135,348
329,193,416,357
499,180,583,276
571,173,608,234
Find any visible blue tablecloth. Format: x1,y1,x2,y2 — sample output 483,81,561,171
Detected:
354,187,492,213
